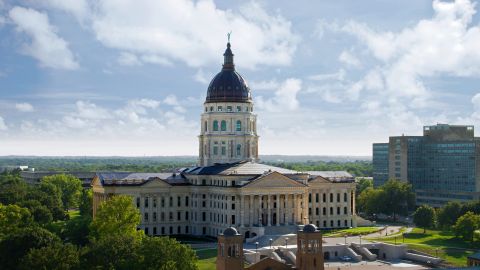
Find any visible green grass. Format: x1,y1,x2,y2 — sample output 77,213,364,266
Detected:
324,226,382,237
368,228,480,267
68,209,80,219
195,248,216,270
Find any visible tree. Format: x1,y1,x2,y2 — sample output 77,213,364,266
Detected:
79,189,93,218
0,204,33,239
437,201,462,229
89,195,142,240
0,226,60,269
42,174,82,209
20,200,53,225
30,182,66,220
453,211,480,241
356,178,373,197
20,242,80,270
0,172,28,205
357,187,385,216
64,216,91,246
413,205,436,233
138,236,198,270
81,234,141,270
380,180,415,221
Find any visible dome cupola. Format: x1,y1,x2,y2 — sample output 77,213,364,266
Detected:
205,42,252,103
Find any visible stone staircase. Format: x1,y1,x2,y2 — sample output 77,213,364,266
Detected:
253,234,297,247
274,249,295,267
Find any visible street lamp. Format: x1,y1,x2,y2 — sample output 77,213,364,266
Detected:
255,242,259,263
269,238,273,250
285,237,289,249
359,235,362,245
344,235,347,245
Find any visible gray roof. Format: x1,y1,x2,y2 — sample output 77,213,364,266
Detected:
96,172,188,186
307,171,354,182
184,161,298,176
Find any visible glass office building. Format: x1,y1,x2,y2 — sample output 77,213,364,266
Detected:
373,124,480,207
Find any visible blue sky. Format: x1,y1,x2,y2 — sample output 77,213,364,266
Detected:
1,0,480,156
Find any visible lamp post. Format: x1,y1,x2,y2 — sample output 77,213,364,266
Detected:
344,235,347,245
285,237,289,249
269,238,273,250
255,242,259,263
359,235,362,245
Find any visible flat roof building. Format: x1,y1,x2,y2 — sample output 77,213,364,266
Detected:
373,124,480,207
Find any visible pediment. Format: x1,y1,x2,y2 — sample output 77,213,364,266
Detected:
91,176,102,187
244,171,306,188
308,176,331,185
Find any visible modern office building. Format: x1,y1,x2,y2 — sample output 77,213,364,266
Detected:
373,124,480,206
92,42,357,239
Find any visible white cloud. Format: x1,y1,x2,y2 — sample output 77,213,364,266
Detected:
117,52,142,66
339,50,361,67
9,7,79,70
15,102,34,112
308,69,345,81
256,78,302,112
75,100,111,120
0,116,7,131
38,0,89,23
89,0,298,69
339,0,480,98
250,79,280,90
193,69,211,84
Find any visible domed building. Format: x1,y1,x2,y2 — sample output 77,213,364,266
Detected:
91,42,357,239
199,42,258,166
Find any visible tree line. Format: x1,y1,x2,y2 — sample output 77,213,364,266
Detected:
413,201,480,242
0,170,198,270
267,160,373,177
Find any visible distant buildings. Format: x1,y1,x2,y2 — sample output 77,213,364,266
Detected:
373,124,480,207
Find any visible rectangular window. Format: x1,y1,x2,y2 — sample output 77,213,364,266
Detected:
153,198,157,208
237,106,241,112
218,106,223,111
144,197,149,208
227,106,232,112
214,146,218,155
316,193,319,203
177,196,181,207
221,147,226,155
177,212,181,221
169,197,173,207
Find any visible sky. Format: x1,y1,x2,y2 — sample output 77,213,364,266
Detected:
1,0,480,156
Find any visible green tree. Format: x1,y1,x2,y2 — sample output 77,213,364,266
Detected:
138,236,198,270
79,189,93,218
357,187,385,215
81,234,140,270
453,211,480,241
20,242,80,270
64,216,91,246
413,205,436,233
20,200,53,225
0,171,28,205
42,174,82,209
437,201,462,229
0,204,33,239
0,226,60,269
89,195,142,240
380,180,415,221
356,178,373,197
28,182,66,221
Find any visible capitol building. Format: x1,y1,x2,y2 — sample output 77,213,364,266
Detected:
92,42,357,239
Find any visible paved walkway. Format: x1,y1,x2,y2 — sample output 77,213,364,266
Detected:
325,226,408,245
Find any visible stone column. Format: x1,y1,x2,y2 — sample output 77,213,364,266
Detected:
303,192,309,224
249,195,253,227
267,195,272,226
284,193,290,225
258,195,262,227
276,195,280,226
239,195,243,227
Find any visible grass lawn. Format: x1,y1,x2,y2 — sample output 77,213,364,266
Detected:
195,248,217,270
324,226,382,237
368,228,480,267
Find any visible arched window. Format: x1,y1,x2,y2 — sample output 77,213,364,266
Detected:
213,120,219,131
221,120,227,131
236,144,241,156
236,120,241,131
204,121,208,132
